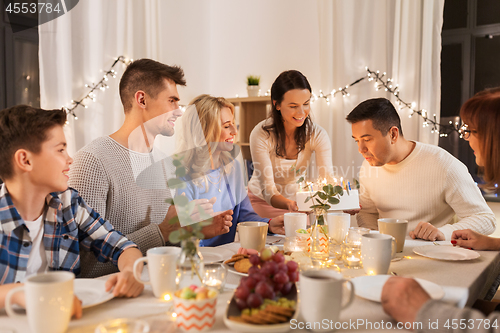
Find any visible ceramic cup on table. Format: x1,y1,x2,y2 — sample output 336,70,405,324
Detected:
378,218,408,253
237,221,268,251
299,269,354,332
284,212,307,237
133,246,181,299
5,271,75,333
361,233,396,275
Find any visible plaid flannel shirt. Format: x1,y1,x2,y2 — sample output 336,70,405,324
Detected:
0,184,137,284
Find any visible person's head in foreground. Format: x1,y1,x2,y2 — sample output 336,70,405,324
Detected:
267,69,313,157
0,105,70,194
347,98,405,166
460,86,500,193
120,58,186,137
382,87,500,326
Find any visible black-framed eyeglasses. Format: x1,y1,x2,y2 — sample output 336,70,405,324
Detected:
461,129,477,140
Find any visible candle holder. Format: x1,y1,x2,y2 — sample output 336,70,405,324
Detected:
202,263,227,291
284,236,307,252
341,243,362,269
345,227,370,245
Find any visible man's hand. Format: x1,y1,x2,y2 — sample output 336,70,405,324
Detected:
72,295,82,319
452,229,500,251
381,277,431,326
201,210,233,239
409,222,445,241
269,215,285,234
105,270,144,298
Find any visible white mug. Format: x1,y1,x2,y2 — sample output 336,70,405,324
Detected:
238,221,268,251
326,212,350,244
378,218,408,253
299,270,354,332
134,246,181,298
5,271,75,333
361,234,396,275
284,212,307,237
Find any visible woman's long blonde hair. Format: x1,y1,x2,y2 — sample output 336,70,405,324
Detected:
176,94,235,190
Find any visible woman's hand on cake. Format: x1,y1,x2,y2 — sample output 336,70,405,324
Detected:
269,215,285,234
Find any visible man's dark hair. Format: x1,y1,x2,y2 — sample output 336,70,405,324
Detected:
346,98,403,136
119,58,186,112
0,105,67,180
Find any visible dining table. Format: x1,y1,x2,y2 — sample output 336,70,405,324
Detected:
1,235,500,333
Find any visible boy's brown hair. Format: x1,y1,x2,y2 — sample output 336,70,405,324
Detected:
0,105,67,180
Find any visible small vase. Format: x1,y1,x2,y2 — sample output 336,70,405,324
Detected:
247,85,260,97
309,208,329,263
177,237,204,287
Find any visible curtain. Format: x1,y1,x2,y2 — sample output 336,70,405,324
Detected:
39,0,444,175
316,0,444,174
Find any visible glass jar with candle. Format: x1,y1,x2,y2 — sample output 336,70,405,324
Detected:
345,227,370,245
341,242,362,269
202,263,227,291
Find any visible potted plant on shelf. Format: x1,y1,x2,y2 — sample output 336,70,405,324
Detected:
246,75,260,97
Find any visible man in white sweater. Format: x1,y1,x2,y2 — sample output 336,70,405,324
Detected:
69,59,233,277
346,98,495,241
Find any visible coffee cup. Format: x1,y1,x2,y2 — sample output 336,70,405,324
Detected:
238,221,268,251
133,246,181,299
378,218,408,252
326,212,350,244
284,212,307,237
299,269,354,332
361,233,396,275
5,271,75,333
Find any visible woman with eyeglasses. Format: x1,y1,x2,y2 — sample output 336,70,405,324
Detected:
381,87,500,330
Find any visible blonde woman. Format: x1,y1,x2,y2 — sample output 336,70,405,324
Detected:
176,94,284,246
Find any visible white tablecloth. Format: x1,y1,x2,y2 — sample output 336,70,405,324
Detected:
1,236,499,333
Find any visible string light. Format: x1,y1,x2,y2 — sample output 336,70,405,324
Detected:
62,56,132,119
309,67,462,137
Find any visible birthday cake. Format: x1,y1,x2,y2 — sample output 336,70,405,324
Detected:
295,180,359,212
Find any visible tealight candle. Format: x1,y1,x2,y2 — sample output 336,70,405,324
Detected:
202,263,227,291
341,243,362,269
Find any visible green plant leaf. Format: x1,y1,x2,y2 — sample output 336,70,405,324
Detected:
173,159,182,167
297,176,304,184
333,185,343,195
173,194,189,207
305,196,312,203
353,179,360,189
167,178,185,189
195,231,205,239
165,198,174,205
175,167,186,178
169,229,181,244
328,197,340,205
168,215,180,225
317,192,327,200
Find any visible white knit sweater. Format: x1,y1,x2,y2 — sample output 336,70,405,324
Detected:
69,136,173,277
357,142,496,240
248,119,334,204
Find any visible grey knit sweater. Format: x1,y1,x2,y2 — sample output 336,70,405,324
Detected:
69,136,174,277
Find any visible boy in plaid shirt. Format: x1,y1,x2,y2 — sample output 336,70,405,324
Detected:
0,105,144,318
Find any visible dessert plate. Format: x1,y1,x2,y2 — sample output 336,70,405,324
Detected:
199,247,235,264
74,278,114,309
413,245,480,261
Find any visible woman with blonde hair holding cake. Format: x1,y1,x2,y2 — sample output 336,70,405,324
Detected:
175,94,284,246
248,70,335,218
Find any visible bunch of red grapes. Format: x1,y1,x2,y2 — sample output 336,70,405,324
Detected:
234,248,299,310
